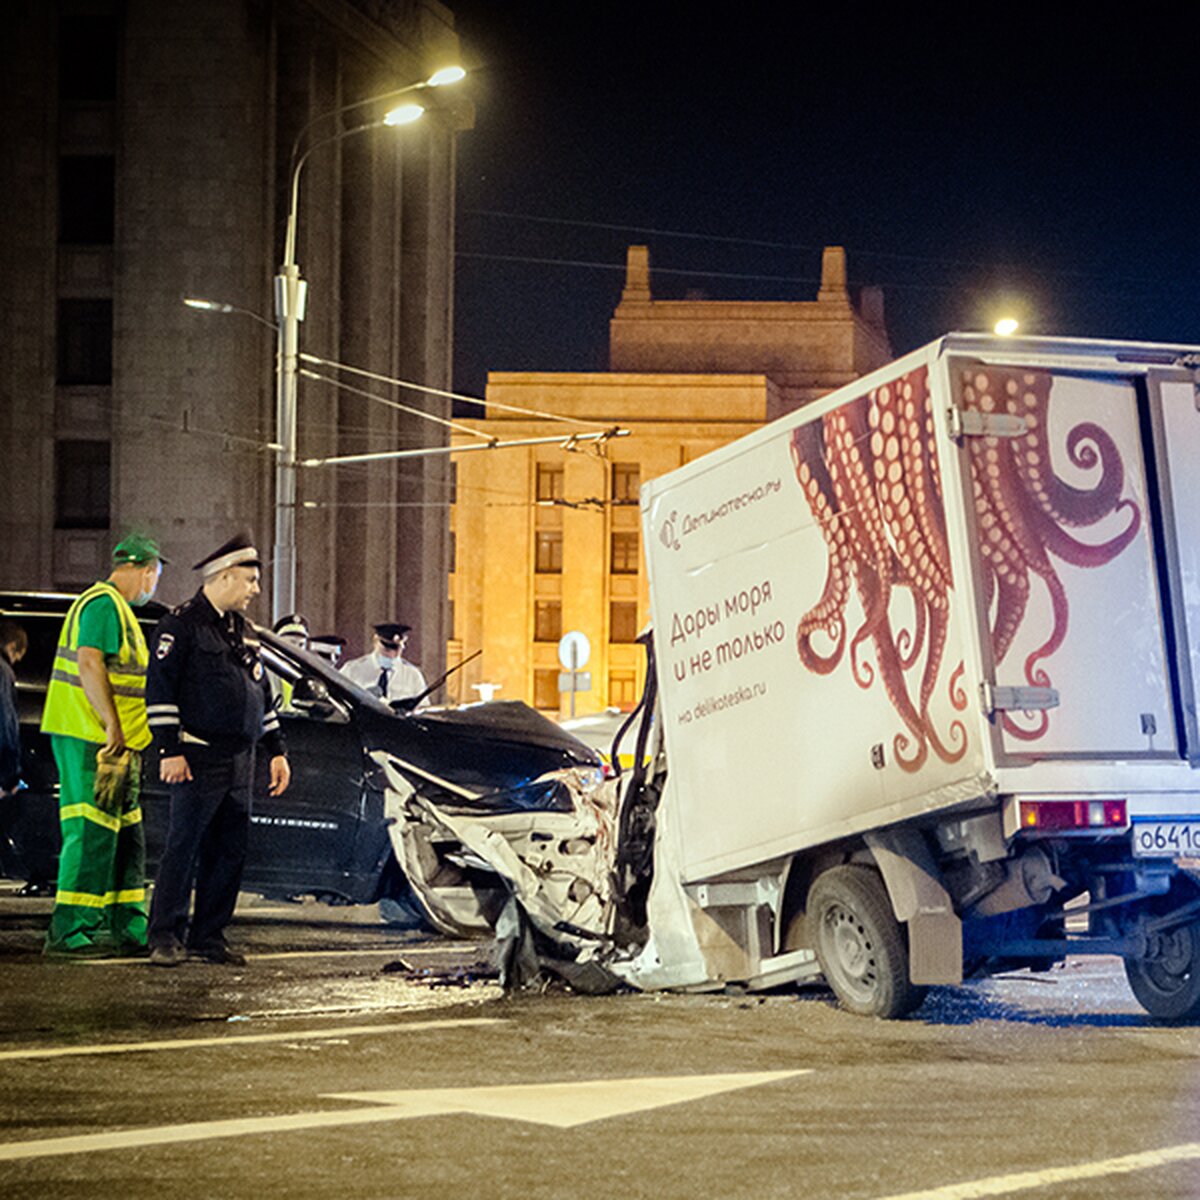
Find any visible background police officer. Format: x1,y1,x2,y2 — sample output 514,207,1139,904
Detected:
145,534,289,967
342,622,427,703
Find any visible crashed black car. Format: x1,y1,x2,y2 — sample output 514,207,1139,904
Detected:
0,592,601,923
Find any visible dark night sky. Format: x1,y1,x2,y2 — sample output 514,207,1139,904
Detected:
447,2,1200,398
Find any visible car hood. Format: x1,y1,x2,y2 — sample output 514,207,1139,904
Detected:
257,628,601,797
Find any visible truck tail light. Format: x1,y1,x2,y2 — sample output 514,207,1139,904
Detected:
1020,799,1127,831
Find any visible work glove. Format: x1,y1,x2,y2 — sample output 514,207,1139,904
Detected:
93,747,133,813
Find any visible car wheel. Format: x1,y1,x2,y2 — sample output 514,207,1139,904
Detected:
1124,918,1200,1020
807,864,926,1018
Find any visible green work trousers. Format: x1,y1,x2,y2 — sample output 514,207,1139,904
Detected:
45,735,148,954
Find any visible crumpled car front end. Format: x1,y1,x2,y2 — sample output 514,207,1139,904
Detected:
377,750,627,991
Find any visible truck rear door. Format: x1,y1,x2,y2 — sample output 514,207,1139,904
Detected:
1146,371,1200,761
949,358,1177,760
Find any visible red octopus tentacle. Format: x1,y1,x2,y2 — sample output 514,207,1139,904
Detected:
1023,566,1070,690
829,402,894,683
895,589,926,670
918,614,967,764
1024,497,1141,569
793,427,852,673
1002,710,1051,740
871,612,929,773
989,566,1030,668
886,369,953,601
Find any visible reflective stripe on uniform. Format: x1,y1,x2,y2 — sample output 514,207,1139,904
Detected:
146,703,180,729
54,646,147,677
49,670,146,698
54,888,147,908
60,802,144,832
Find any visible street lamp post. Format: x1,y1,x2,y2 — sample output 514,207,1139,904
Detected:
271,66,464,619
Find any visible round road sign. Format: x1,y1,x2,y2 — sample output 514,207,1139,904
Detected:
558,630,591,671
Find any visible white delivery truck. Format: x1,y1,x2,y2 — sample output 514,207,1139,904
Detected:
611,333,1200,1018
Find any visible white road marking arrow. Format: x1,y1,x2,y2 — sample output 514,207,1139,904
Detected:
0,1070,808,1162
325,1070,810,1129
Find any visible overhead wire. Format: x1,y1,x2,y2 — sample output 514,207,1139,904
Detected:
460,208,1186,293
299,366,493,441
301,352,608,427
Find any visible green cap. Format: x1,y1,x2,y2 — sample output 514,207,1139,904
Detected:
112,534,168,566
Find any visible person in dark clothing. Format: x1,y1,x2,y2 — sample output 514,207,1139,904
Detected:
145,534,290,967
0,621,28,797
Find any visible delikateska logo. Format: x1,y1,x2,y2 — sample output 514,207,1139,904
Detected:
658,480,783,554
659,511,681,552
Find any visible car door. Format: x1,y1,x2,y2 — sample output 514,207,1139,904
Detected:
243,681,371,900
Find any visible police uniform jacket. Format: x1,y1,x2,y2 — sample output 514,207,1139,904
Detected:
145,589,285,761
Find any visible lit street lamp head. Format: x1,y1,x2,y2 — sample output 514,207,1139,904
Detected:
183,297,232,313
183,295,277,330
425,65,466,87
382,102,424,127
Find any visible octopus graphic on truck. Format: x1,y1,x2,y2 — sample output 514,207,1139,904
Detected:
789,363,1142,767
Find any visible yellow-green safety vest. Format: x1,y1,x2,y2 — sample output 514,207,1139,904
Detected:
41,581,152,750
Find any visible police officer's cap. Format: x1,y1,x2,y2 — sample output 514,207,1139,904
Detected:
309,634,347,661
273,613,309,638
373,623,411,648
193,533,262,578
112,533,169,566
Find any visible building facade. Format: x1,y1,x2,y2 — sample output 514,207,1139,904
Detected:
0,0,467,673
448,245,893,714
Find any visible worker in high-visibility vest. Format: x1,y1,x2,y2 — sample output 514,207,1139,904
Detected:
271,612,309,712
41,534,167,958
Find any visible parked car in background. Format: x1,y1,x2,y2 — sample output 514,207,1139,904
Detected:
0,592,601,925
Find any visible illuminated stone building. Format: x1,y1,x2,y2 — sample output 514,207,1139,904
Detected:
0,0,467,672
448,245,892,714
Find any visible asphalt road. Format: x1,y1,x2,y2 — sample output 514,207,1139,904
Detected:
1,888,1198,1200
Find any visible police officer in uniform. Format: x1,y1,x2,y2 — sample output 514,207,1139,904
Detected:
145,534,290,967
342,623,427,703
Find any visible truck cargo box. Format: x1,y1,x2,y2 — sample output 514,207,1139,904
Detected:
642,335,1200,877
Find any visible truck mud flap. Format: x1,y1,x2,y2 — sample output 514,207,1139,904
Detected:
864,828,963,985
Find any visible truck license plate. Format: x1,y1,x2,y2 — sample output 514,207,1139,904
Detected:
1131,821,1200,858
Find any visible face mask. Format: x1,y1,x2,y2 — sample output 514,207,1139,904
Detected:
132,565,160,607
375,653,395,670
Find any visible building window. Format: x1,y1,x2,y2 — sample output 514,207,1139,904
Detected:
610,601,639,643
610,531,639,575
57,299,112,385
59,156,115,244
535,600,562,643
55,440,110,529
447,459,458,504
609,670,638,712
59,15,118,101
536,462,564,503
533,669,560,711
611,462,640,504
447,529,456,573
535,530,563,574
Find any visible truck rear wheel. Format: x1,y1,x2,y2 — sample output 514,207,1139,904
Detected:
1124,919,1200,1020
808,865,926,1018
